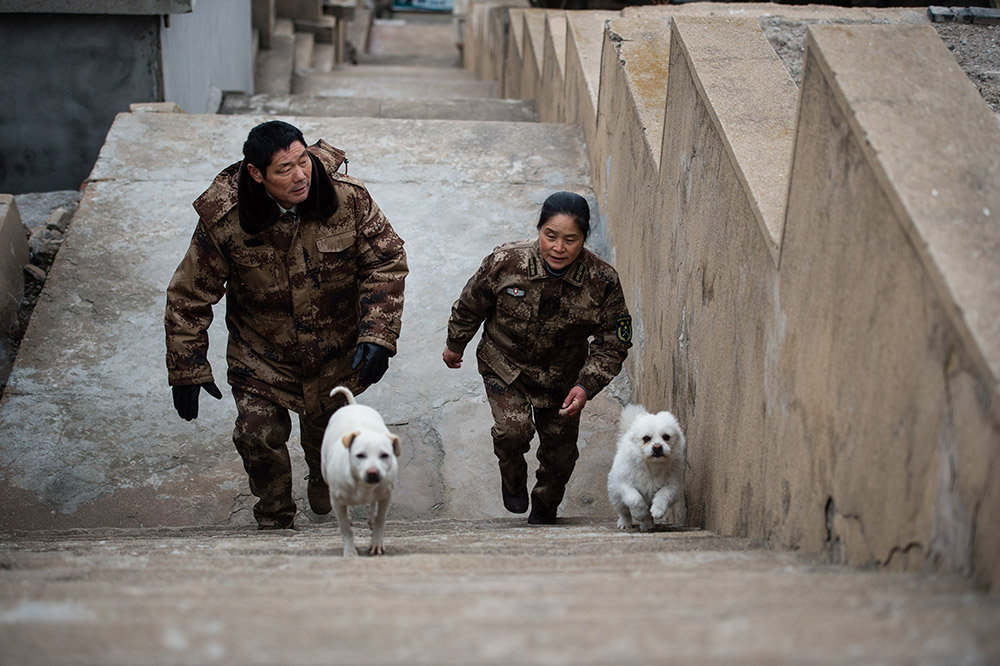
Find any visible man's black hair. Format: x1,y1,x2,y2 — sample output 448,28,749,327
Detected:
242,121,306,173
537,191,591,240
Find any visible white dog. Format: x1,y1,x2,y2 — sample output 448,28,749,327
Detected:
321,386,401,556
607,404,686,532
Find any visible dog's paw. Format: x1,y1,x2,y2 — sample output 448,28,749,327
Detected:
369,543,385,556
616,516,632,530
638,517,655,532
651,504,667,520
342,546,359,557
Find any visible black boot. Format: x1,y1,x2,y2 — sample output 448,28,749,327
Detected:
501,481,529,514
527,504,557,525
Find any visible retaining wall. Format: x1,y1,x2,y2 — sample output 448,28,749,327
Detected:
466,2,1000,590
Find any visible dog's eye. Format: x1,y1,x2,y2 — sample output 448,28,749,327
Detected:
380,453,390,460
356,452,367,460
642,435,652,443
663,434,671,441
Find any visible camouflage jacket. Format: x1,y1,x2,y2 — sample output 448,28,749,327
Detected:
165,140,408,415
446,239,631,407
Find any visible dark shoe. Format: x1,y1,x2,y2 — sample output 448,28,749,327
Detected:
527,505,557,525
502,481,529,514
257,517,295,530
306,474,331,515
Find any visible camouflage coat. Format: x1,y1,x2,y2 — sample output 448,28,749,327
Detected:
446,239,631,407
165,141,408,415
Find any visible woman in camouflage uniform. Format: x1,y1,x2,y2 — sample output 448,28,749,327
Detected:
443,192,631,524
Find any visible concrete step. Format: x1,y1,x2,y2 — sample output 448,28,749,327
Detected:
1,520,997,664
0,111,597,531
254,18,296,95
293,30,315,72
293,69,499,98
319,64,478,80
311,41,335,72
219,92,539,122
368,15,457,61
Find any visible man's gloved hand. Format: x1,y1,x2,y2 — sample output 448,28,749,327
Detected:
172,382,223,421
352,342,390,387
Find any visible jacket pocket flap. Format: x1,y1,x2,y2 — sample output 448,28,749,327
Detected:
317,231,355,253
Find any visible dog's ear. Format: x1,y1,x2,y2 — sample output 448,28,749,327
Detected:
341,431,359,448
390,435,401,457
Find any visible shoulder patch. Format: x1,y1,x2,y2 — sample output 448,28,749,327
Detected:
615,314,633,344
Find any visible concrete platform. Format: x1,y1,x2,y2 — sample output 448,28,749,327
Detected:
1,520,997,665
220,92,539,121
0,110,607,531
294,70,500,98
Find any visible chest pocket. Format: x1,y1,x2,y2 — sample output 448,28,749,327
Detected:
563,304,602,343
316,231,356,286
495,290,534,343
230,245,281,293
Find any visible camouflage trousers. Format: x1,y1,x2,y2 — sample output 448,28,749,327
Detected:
483,373,581,514
232,388,332,528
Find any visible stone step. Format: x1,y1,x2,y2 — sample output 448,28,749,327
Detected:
219,92,539,122
293,30,315,72
310,41,335,72
254,18,296,95
1,520,996,664
293,69,499,99
318,63,478,80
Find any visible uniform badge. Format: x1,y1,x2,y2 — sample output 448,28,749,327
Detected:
505,286,526,298
615,314,633,343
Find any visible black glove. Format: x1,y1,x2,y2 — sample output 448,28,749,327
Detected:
352,343,390,387
172,381,223,421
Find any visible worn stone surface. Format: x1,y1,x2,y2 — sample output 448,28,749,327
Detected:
1,520,998,665
220,91,539,121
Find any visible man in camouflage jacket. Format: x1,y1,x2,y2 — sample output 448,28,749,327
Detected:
444,219,631,523
165,121,407,529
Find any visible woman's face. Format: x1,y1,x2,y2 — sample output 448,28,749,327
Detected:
538,213,585,271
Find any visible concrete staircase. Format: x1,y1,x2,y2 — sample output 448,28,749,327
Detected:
221,15,538,121
1,9,998,665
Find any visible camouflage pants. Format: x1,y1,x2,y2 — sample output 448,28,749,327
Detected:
483,373,581,513
232,388,332,528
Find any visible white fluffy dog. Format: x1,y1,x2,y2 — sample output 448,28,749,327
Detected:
321,386,401,556
607,404,686,532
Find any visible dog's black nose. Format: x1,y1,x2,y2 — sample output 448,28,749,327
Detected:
365,470,382,484
652,444,664,456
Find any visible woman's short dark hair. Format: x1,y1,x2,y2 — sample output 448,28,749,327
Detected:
243,121,306,173
537,191,591,240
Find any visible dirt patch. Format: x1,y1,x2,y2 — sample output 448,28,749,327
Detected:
761,17,1000,114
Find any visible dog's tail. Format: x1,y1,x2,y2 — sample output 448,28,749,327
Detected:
329,386,357,405
619,404,647,435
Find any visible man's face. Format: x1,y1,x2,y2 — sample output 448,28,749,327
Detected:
247,140,312,210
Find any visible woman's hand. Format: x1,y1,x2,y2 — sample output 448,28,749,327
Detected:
442,347,463,368
558,384,589,417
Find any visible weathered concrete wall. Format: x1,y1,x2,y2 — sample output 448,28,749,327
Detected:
564,11,618,183
467,2,1000,590
772,23,1000,590
519,9,547,106
0,2,254,193
539,12,566,123
0,13,161,193
160,0,255,114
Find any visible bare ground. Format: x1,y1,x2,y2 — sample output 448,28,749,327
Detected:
761,18,1000,114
